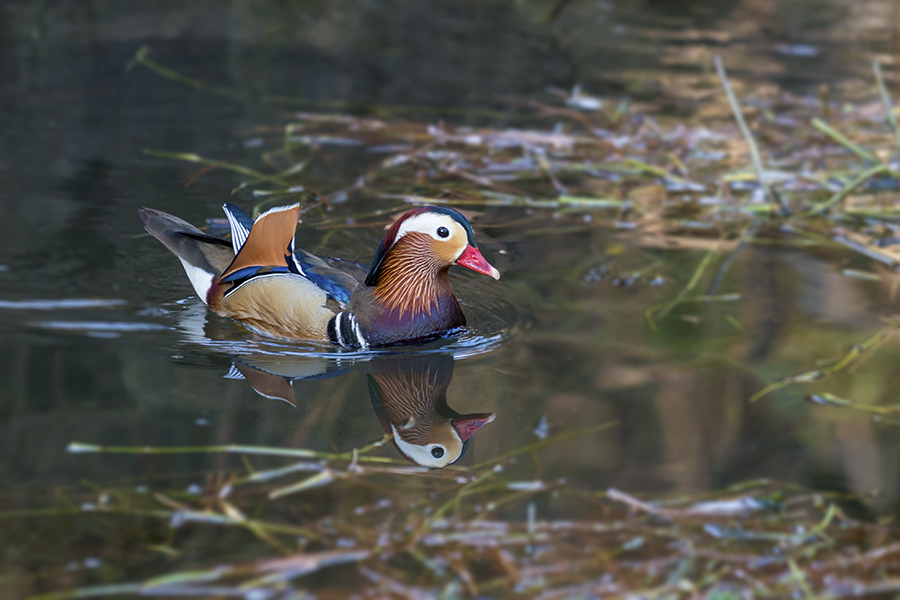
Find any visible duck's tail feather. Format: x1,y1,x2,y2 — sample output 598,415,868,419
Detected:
139,208,235,304
220,203,301,280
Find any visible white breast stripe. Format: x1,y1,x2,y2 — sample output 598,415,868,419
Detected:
351,316,368,350
287,239,307,277
334,312,345,346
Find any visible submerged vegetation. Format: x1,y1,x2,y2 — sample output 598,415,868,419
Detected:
9,45,900,598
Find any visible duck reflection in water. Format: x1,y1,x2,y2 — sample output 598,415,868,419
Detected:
366,355,495,468
227,352,494,468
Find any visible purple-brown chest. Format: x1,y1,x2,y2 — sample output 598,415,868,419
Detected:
351,279,466,346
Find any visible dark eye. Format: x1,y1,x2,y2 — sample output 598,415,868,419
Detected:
437,226,449,238
431,446,445,459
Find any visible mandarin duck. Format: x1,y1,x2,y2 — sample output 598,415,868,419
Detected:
139,203,499,347
367,355,495,468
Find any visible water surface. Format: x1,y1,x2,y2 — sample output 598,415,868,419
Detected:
2,0,899,596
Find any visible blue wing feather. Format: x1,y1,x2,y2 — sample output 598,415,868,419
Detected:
289,251,368,305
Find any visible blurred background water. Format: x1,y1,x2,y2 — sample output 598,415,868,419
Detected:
2,0,900,596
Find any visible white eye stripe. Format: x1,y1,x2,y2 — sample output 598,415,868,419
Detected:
395,213,465,244
391,425,459,468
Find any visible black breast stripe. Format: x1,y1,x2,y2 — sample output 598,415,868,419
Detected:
327,312,369,350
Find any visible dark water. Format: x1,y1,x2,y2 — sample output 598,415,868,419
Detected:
2,0,899,596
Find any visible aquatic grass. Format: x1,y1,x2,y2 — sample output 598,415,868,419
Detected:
21,480,900,598
810,117,884,166
68,441,322,459
35,420,900,599
800,163,890,216
808,391,900,419
714,56,790,215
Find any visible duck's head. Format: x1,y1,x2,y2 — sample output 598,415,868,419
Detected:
390,412,496,468
365,206,500,286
